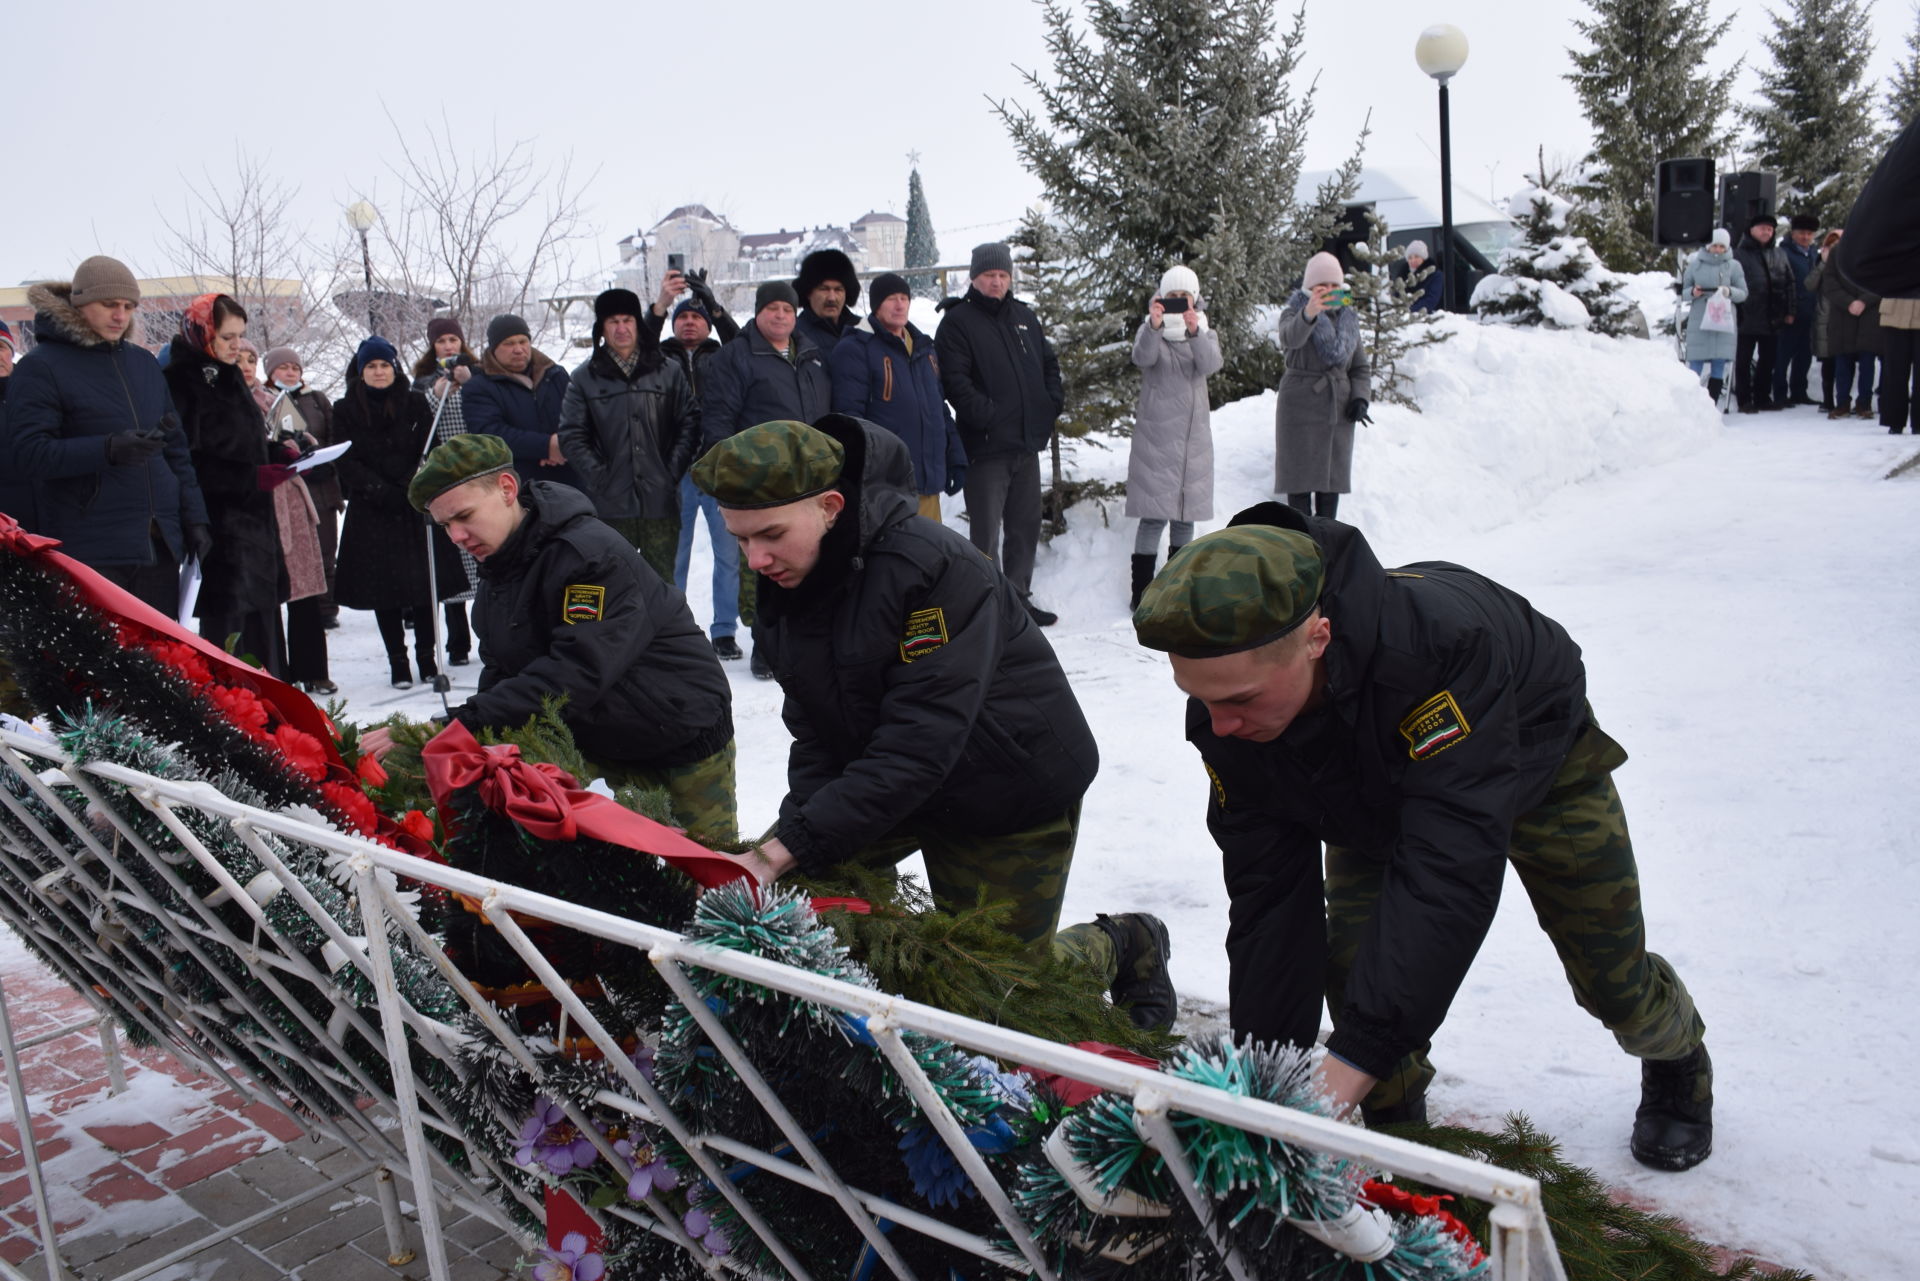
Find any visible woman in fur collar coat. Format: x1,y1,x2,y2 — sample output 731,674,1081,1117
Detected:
1273,252,1373,519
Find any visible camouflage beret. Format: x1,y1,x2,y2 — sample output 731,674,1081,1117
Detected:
1133,526,1326,658
408,434,516,512
690,420,846,510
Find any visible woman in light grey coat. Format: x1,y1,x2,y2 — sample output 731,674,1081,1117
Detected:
1681,228,1748,405
1127,264,1223,606
1274,252,1372,518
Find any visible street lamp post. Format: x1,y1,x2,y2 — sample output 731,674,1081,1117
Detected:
345,201,379,337
1415,24,1469,313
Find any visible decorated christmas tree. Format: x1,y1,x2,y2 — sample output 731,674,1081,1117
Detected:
1472,186,1641,337
903,164,941,299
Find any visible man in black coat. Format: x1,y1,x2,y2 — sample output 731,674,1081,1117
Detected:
1732,214,1796,414
792,248,861,354
698,280,832,677
367,434,738,845
6,258,211,614
1775,213,1822,406
935,242,1065,626
1135,503,1712,1170
689,416,1176,1030
558,288,701,583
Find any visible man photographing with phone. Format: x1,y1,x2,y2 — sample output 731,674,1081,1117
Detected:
1272,251,1372,521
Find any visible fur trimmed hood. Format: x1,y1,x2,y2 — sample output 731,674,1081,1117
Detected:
26,281,117,349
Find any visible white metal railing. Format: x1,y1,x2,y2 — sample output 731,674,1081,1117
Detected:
0,725,1564,1280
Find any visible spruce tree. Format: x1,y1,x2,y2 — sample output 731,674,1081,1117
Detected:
995,0,1362,413
1563,0,1740,271
1743,0,1881,226
1345,214,1451,411
903,167,941,299
1889,5,1920,130
1472,187,1641,337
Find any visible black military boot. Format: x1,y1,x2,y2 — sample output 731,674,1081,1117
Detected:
1094,913,1177,1032
1630,1045,1713,1171
1129,553,1157,611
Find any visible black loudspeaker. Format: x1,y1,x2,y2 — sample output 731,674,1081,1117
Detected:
1719,171,1777,232
1654,157,1716,247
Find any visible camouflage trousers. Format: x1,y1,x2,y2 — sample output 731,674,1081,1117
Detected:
596,739,739,848
607,516,682,586
1326,713,1705,1112
850,802,1081,952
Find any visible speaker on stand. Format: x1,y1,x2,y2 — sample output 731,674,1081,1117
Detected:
1656,158,1718,372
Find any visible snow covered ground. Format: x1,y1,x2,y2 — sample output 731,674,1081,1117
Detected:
11,316,1913,1276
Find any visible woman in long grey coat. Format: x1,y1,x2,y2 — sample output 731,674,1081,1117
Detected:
1274,252,1372,518
1127,264,1223,606
1681,228,1748,405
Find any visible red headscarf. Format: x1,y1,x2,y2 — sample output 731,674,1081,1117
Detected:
180,293,221,356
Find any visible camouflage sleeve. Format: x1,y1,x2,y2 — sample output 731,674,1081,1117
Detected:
1323,635,1522,1080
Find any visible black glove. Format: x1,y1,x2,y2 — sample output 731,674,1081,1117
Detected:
685,269,720,310
105,430,166,467
185,524,213,562
944,463,968,496
1346,397,1373,425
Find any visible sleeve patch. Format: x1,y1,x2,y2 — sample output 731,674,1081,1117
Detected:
562,584,606,625
1400,690,1472,760
900,606,949,662
1205,761,1227,810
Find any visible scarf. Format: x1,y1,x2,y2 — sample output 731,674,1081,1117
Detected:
180,293,221,357
1290,290,1360,367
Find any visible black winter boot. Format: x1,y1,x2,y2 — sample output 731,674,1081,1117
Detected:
1129,553,1157,611
1093,913,1177,1032
1630,1044,1713,1171
388,655,413,690
1706,377,1724,407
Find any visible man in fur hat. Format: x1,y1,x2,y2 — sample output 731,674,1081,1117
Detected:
793,248,862,354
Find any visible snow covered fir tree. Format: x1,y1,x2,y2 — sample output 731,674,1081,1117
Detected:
1563,0,1738,271
1888,4,1920,130
1471,186,1640,337
1344,212,1450,410
1742,0,1882,225
903,165,941,298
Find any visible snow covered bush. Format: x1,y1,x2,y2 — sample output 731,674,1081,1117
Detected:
1472,185,1641,338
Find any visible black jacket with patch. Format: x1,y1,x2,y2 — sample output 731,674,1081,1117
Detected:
453,481,731,768
557,344,700,521
765,416,1098,870
934,288,1064,459
1192,503,1589,1080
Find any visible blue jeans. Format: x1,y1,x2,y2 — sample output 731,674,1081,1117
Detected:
1833,352,1877,407
674,473,737,638
1687,359,1728,380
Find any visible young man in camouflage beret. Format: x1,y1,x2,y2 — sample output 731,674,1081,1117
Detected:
1135,503,1712,1170
360,434,739,844
690,417,1177,1029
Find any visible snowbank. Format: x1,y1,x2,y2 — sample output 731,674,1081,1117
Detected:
1038,314,1721,582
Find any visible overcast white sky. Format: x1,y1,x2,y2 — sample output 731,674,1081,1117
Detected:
2,0,1909,290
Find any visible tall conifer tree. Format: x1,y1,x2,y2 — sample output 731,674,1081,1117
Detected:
904,167,941,299
1564,0,1739,270
1744,0,1881,225
1889,5,1920,130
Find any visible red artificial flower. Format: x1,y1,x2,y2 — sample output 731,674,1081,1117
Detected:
400,810,435,843
140,637,215,689
355,752,390,789
272,724,331,783
207,683,272,739
322,780,381,836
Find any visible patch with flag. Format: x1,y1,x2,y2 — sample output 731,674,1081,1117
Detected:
899,607,949,663
1400,690,1471,760
562,584,606,626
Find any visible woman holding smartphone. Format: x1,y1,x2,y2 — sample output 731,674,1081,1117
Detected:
1126,265,1222,608
410,318,483,664
1274,252,1372,519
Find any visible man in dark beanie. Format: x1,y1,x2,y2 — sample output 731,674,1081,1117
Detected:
6,255,212,613
830,272,967,520
1775,213,1822,406
461,312,582,491
697,279,831,677
936,242,1065,625
792,248,862,354
556,288,701,582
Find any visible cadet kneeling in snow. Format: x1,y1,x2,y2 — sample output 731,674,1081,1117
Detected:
1134,504,1713,1170
362,434,738,845
690,417,1176,1029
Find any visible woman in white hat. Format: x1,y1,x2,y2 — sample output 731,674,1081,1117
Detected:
1126,264,1221,608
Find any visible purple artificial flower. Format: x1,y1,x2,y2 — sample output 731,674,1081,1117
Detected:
514,1097,600,1175
614,1135,679,1200
531,1231,606,1281
683,1204,733,1256
628,1043,658,1084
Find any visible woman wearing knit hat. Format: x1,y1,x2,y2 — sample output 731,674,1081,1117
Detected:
1273,252,1372,518
1680,228,1748,408
333,336,470,687
1126,264,1221,608
410,317,483,663
164,294,292,677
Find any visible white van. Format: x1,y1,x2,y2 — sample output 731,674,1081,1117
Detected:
1300,165,1519,309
